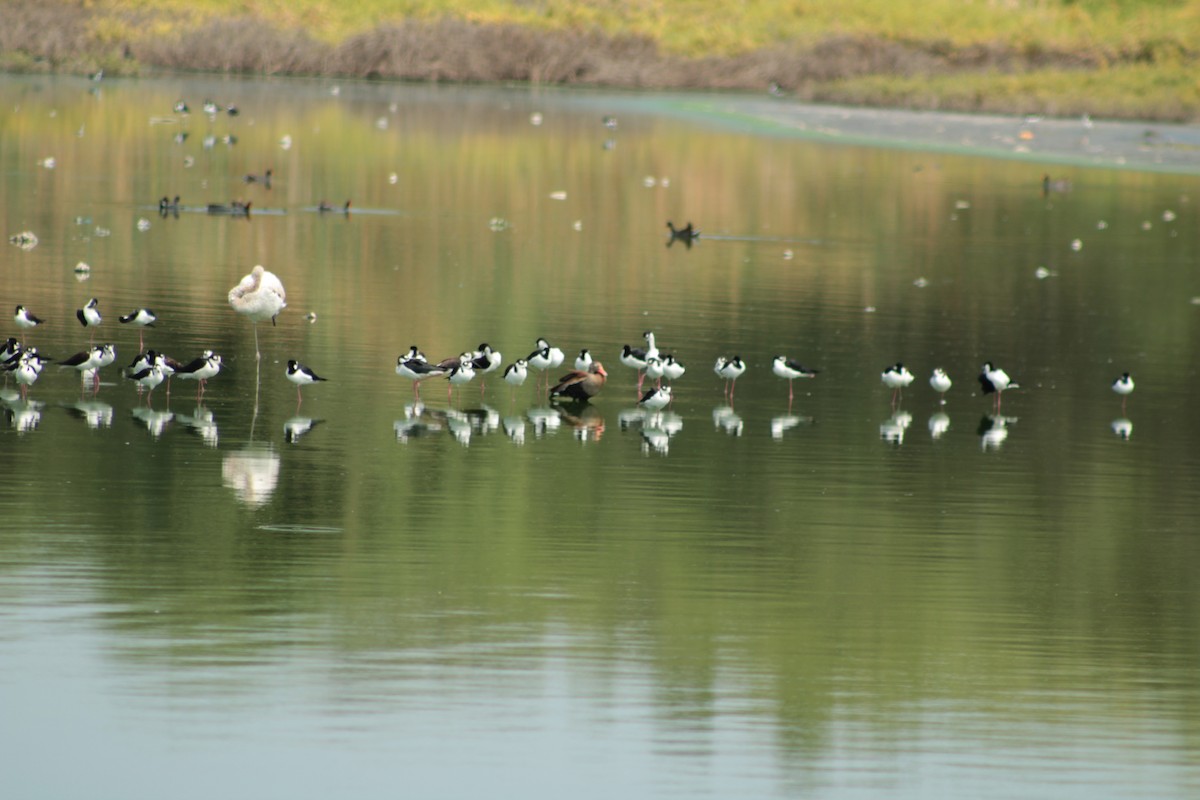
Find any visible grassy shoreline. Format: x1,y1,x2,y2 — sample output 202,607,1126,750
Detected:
3,1,1200,122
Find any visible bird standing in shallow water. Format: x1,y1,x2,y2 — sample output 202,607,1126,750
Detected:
77,298,101,342
1112,372,1134,413
881,363,915,405
978,362,1017,412
503,359,528,402
716,356,746,401
550,362,607,403
638,385,672,411
772,356,818,404
14,305,43,336
930,368,952,403
396,354,447,400
287,360,327,406
119,308,157,350
228,265,286,363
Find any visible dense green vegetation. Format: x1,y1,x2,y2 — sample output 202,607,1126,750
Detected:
2,0,1200,119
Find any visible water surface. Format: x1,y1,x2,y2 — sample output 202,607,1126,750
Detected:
1,74,1199,799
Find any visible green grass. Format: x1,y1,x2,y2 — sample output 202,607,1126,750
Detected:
96,0,1200,55
11,0,1200,120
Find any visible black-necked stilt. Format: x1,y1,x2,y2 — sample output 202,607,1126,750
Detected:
174,100,189,114
638,385,672,411
772,356,818,403
575,349,593,372
881,363,915,405
396,355,448,399
13,350,47,400
620,343,649,392
1,337,20,367
61,344,112,394
471,343,503,394
526,341,559,390
666,221,699,248
549,362,607,404
503,358,528,402
128,359,165,404
287,360,327,405
661,354,686,382
1112,372,1134,412
644,356,665,389
716,355,746,400
978,362,1017,411
642,331,659,361
401,345,427,363
228,265,286,362
77,298,101,341
175,351,222,400
446,356,476,403
119,308,157,349
930,368,952,403
14,305,44,333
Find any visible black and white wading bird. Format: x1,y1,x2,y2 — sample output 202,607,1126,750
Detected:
287,360,327,405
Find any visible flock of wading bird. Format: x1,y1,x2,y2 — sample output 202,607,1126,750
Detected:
5,262,1137,435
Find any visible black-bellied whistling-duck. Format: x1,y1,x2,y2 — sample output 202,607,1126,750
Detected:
550,362,607,403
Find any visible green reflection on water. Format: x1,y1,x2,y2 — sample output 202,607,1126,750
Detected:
2,74,1200,798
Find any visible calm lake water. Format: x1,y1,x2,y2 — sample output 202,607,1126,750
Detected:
2,74,1200,799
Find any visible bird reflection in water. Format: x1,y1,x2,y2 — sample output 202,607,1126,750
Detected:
978,415,1016,450
284,416,323,444
393,402,442,443
1111,418,1133,440
502,415,526,445
771,414,813,441
176,405,219,447
131,406,173,438
880,410,913,446
526,406,562,438
222,444,281,507
713,404,744,436
558,404,605,443
2,396,43,433
928,412,951,440
70,399,114,430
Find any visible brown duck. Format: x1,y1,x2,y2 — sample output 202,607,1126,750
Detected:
550,362,607,403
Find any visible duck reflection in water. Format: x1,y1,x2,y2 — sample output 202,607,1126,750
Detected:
880,410,913,446
222,444,280,507
1111,418,1133,440
928,411,951,440
978,414,1017,451
558,404,605,443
